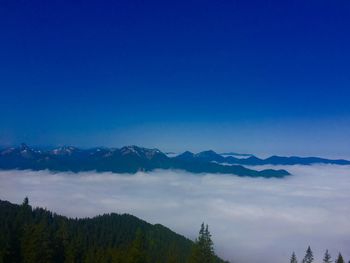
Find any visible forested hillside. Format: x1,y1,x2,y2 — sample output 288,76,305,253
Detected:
0,198,227,263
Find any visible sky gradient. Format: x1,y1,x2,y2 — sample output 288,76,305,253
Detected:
1,0,350,157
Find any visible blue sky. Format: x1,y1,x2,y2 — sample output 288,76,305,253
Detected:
1,0,350,157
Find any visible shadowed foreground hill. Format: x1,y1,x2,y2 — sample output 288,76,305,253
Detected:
0,199,227,263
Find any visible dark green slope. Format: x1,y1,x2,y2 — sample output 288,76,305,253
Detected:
0,199,226,263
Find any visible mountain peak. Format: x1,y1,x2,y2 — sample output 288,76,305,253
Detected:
195,150,224,161
196,150,218,156
120,145,143,156
20,143,30,151
175,151,195,160
51,146,78,155
17,143,37,158
120,146,165,160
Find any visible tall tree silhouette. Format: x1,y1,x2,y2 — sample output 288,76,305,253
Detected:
21,223,55,263
189,223,214,263
323,250,332,263
128,228,148,263
302,246,314,263
290,252,298,263
335,253,344,263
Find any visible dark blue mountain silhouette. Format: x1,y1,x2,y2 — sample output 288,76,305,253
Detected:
0,144,289,178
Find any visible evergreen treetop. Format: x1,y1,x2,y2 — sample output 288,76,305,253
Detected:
189,223,215,263
336,253,345,263
290,252,298,263
302,246,314,263
323,250,332,263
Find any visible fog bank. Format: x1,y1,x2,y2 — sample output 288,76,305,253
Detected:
0,165,349,263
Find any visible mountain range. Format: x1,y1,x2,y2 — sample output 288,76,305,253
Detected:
175,150,350,165
0,144,289,178
2,144,348,178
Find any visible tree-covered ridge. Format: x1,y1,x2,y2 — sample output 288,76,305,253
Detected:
0,199,227,263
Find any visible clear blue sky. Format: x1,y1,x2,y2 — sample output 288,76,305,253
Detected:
1,0,350,157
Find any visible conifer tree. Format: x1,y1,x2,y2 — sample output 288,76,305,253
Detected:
128,228,148,263
335,253,344,263
167,242,180,263
290,252,298,263
18,197,32,225
204,225,214,259
189,223,214,263
302,246,314,263
323,250,332,263
21,223,54,263
22,197,29,206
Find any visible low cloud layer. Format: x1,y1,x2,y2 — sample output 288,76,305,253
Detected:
0,165,350,263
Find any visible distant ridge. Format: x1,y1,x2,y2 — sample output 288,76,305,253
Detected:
0,144,289,178
176,150,350,166
220,152,253,157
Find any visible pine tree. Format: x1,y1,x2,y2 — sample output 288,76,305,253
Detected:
335,253,344,263
291,252,298,263
189,223,215,263
302,246,314,263
22,197,29,206
323,250,332,263
128,228,148,263
167,242,180,263
21,223,54,263
18,197,32,225
204,225,214,260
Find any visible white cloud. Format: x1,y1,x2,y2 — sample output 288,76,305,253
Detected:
0,165,350,263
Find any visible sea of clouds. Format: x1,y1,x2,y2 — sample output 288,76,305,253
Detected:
0,165,349,263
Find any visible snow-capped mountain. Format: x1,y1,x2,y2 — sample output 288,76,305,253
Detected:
0,144,290,177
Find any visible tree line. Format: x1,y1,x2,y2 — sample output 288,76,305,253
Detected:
3,198,348,263
290,246,348,263
0,198,226,263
